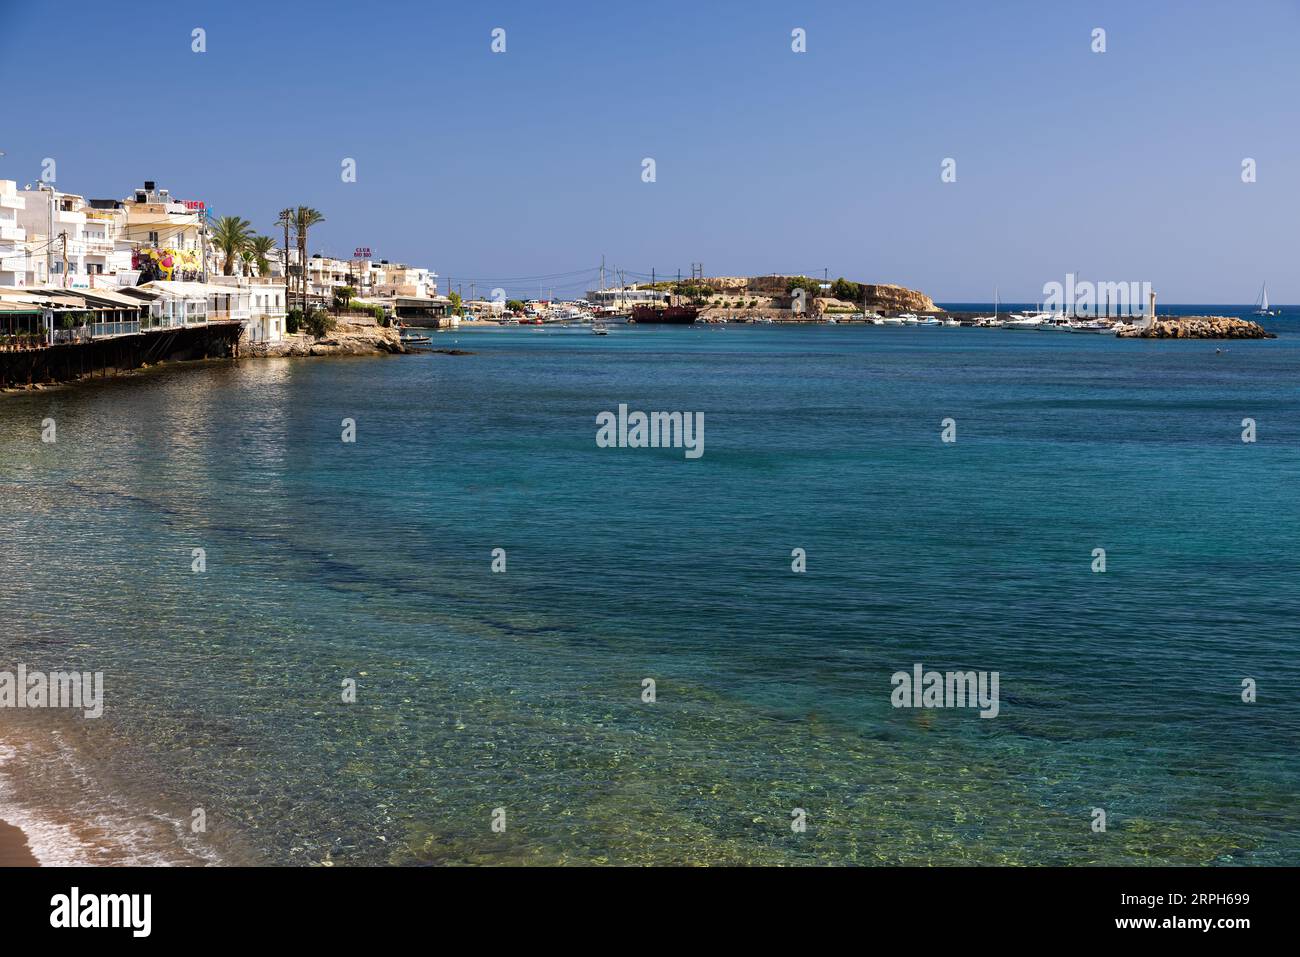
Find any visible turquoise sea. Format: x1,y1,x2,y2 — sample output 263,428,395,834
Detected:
1,309,1297,865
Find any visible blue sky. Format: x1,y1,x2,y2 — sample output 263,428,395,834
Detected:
2,0,1296,301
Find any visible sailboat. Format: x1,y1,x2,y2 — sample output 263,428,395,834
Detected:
1254,283,1279,317
971,288,1002,327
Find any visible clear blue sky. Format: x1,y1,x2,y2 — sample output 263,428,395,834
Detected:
2,0,1295,302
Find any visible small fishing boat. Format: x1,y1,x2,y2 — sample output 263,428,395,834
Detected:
592,321,609,335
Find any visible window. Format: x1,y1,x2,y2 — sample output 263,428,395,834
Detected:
148,231,159,244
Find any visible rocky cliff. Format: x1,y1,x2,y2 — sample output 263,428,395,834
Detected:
856,283,939,313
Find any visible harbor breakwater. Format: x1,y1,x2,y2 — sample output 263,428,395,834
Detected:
1116,316,1274,339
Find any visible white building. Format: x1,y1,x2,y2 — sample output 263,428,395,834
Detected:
209,276,287,343
301,254,438,301
586,286,669,309
14,187,134,288
0,180,29,287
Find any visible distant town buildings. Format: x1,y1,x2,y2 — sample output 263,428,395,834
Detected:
0,176,443,347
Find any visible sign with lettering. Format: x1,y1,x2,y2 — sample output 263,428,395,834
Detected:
184,200,206,210
354,247,372,259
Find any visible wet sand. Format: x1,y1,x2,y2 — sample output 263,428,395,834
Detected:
0,819,38,866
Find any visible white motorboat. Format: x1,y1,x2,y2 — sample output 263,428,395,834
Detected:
1066,320,1119,334
882,315,904,325
1003,314,1045,330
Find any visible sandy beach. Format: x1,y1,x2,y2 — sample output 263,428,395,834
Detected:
0,819,37,866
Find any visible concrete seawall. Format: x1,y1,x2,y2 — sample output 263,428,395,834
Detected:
0,321,243,391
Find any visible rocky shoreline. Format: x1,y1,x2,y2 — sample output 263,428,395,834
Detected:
247,317,407,357
1117,316,1275,339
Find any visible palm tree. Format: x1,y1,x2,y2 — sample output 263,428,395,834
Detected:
249,236,277,278
211,215,253,276
294,207,325,310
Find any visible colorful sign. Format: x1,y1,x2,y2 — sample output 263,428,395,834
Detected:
133,247,202,282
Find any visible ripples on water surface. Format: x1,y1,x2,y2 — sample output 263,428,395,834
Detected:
1,323,1297,865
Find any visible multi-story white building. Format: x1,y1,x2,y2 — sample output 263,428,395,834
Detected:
300,254,438,301
121,181,207,281
13,187,135,288
15,186,88,286
208,276,287,343
0,180,29,287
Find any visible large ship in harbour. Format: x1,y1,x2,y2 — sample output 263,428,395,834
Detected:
629,304,699,324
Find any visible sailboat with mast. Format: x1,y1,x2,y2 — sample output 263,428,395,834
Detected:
1254,283,1279,317
971,288,1002,327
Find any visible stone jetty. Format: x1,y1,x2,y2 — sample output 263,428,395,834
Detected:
1117,316,1275,339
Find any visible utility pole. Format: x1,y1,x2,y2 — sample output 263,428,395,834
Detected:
277,209,292,318
37,184,54,284
60,231,68,288
200,210,209,282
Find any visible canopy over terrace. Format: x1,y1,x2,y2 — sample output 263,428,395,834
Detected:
137,281,251,324
0,299,46,349
0,286,147,343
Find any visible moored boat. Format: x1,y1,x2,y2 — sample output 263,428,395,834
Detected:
628,304,699,324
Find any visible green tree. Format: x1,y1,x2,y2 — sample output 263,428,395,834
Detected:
506,299,525,313
831,277,862,302
448,291,463,315
294,207,325,309
249,235,277,277
785,275,821,297
304,308,335,339
211,215,253,276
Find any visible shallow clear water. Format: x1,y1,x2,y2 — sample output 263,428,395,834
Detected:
1,317,1297,865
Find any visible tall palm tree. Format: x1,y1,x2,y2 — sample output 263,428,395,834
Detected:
211,215,253,276
295,207,325,310
249,236,277,278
